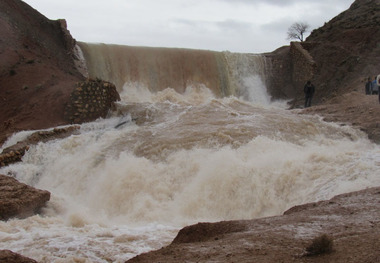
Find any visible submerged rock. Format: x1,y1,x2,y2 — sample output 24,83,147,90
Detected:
0,126,80,167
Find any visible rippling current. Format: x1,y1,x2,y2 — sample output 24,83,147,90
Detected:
1,84,379,262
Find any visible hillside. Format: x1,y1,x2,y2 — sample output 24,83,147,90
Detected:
0,0,85,144
298,0,380,143
304,0,380,103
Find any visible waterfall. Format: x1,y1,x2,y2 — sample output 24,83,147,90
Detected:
78,42,272,104
223,51,271,104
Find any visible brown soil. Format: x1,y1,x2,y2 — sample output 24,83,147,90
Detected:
0,0,84,145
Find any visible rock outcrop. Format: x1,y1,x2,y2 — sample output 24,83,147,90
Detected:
303,0,380,104
0,250,37,263
0,126,80,167
0,0,84,144
0,174,50,221
0,0,119,145
265,0,380,106
127,187,380,262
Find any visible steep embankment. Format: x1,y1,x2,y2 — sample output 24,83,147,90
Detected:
299,0,380,143
0,0,85,144
304,0,380,102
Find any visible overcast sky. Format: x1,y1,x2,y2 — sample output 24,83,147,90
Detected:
22,0,353,53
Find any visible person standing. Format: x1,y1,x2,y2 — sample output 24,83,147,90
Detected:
371,76,379,95
377,74,380,103
365,77,372,95
304,80,315,108
378,74,380,103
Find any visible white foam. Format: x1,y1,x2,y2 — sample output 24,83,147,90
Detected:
1,93,379,262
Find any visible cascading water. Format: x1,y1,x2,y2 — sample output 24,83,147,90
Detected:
1,45,379,263
77,43,272,104
223,51,271,104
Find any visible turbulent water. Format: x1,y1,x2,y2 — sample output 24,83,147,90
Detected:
1,47,380,262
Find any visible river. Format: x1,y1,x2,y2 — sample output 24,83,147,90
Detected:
0,45,379,262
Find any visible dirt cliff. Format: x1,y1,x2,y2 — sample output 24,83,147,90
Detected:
303,0,380,104
0,0,87,145
298,0,380,143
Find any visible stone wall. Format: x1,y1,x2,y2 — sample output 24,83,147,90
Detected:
290,42,317,100
264,46,293,100
263,43,317,107
64,79,121,124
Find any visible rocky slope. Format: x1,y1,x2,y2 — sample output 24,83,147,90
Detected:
298,0,380,144
302,0,380,104
127,187,380,263
0,250,37,263
0,0,86,144
0,0,119,146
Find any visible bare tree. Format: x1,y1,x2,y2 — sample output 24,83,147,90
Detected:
287,22,310,42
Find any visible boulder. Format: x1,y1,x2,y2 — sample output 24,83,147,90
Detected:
0,125,80,167
0,250,37,263
0,174,50,221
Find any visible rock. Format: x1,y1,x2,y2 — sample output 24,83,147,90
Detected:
0,174,50,221
0,126,80,167
126,187,380,262
0,250,38,263
0,0,85,145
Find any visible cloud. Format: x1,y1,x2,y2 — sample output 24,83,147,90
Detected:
22,0,354,53
215,0,352,7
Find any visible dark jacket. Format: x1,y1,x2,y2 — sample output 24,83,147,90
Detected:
304,83,315,97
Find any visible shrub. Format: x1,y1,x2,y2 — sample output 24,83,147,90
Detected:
305,234,333,256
